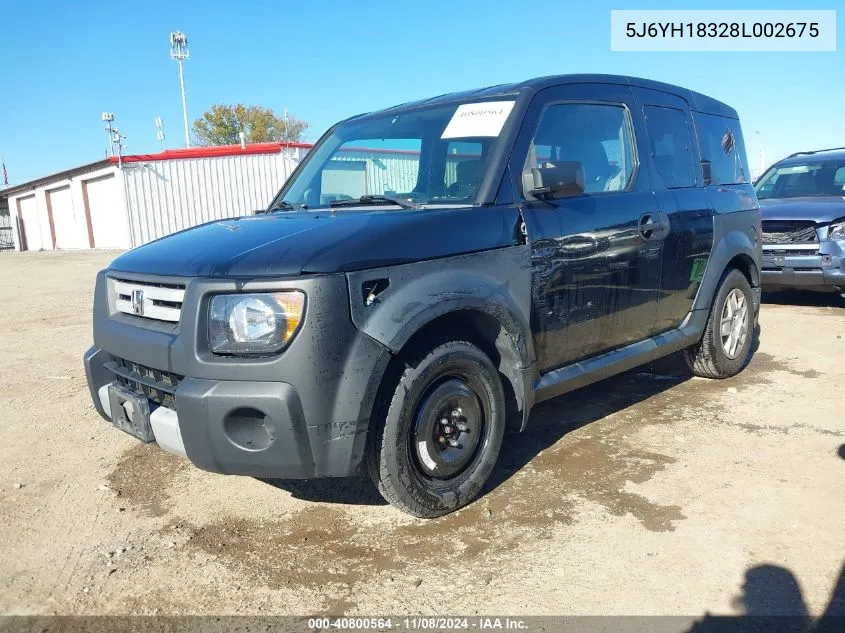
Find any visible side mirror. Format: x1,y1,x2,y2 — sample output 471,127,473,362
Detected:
529,168,551,198
529,162,585,200
701,160,712,186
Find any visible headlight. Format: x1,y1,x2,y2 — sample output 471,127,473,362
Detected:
208,292,305,355
828,220,845,239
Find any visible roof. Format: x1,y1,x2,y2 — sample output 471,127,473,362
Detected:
371,74,738,119
110,141,313,165
777,147,845,165
1,159,110,197
0,142,316,198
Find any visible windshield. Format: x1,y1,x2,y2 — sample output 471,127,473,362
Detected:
755,159,845,200
272,100,516,209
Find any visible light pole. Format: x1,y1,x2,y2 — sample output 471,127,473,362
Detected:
169,31,191,148
755,130,767,179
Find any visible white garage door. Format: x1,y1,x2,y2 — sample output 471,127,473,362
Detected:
50,186,89,249
86,174,130,249
18,195,50,251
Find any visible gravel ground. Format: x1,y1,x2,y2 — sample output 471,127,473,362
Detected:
0,250,843,618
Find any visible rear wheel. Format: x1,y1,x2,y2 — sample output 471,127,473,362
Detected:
367,340,506,518
684,268,755,378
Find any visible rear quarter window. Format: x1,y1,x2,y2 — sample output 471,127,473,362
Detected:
694,112,750,185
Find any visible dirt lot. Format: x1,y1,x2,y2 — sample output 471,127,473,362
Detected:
1,250,843,618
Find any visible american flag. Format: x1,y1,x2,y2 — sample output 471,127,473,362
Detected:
1,160,7,186
721,129,736,155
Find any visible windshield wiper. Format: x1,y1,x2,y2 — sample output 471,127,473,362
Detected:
329,195,418,210
263,200,308,213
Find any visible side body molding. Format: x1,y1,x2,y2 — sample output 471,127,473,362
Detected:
346,245,537,427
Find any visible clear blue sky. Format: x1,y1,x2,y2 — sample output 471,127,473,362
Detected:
1,0,841,185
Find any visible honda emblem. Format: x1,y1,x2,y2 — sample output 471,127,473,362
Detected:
131,289,145,316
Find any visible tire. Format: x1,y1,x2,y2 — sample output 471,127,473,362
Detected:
367,340,506,518
684,268,755,379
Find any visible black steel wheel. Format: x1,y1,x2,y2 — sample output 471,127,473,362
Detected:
367,340,506,518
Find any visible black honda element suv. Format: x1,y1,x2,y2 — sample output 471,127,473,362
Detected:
85,75,761,517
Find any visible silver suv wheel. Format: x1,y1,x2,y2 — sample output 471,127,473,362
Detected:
720,288,749,359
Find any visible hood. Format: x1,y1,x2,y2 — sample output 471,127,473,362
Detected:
108,206,520,278
760,197,845,224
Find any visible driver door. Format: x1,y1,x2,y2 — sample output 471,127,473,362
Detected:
513,83,664,373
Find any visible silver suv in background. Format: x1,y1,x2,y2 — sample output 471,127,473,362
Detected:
755,148,845,298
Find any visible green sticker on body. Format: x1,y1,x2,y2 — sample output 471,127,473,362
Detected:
690,257,708,282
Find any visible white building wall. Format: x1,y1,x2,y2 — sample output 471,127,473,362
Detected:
4,145,316,251
330,150,476,196
122,149,303,246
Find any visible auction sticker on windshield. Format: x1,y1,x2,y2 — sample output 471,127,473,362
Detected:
441,101,516,139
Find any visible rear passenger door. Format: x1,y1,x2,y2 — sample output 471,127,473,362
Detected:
632,87,714,331
513,83,663,372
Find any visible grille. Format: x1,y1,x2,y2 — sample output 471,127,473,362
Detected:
761,220,818,245
762,247,820,256
112,278,186,323
104,356,183,408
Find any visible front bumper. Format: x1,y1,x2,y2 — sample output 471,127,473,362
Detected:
85,347,338,478
761,238,845,291
84,271,392,479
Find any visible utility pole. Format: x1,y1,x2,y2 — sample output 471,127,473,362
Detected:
102,112,115,157
101,112,126,167
169,31,191,148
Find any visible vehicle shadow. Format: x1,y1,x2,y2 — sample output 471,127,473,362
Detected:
261,334,761,509
482,323,761,502
261,352,697,508
260,474,389,506
482,350,695,497
763,290,844,308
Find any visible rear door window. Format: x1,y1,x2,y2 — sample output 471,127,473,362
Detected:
643,106,697,189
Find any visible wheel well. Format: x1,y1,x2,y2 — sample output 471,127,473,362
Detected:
379,310,525,431
727,253,759,288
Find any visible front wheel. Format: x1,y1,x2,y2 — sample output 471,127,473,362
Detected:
684,268,755,378
367,340,506,518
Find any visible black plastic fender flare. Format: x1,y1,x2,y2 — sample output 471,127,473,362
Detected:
346,246,537,428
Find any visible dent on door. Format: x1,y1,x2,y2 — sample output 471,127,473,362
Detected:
525,194,663,373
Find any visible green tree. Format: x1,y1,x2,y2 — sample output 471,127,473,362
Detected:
192,104,309,146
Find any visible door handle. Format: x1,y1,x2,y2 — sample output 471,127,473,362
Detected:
639,213,669,240
639,214,657,239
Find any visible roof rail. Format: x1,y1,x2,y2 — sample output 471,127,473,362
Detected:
785,147,845,159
